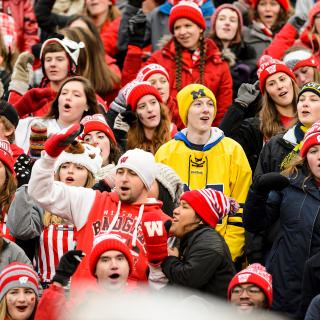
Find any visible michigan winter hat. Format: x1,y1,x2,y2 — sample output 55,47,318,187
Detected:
89,233,133,277
177,83,216,126
298,82,320,101
80,114,117,145
0,100,19,128
54,141,103,175
257,57,296,94
168,1,206,33
251,0,289,12
0,139,14,174
181,189,233,228
116,148,157,191
228,263,273,308
125,81,163,112
300,120,320,157
0,263,39,301
136,64,170,82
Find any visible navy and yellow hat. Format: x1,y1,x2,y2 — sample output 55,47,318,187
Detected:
298,82,320,101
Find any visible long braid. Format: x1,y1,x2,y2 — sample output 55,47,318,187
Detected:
199,32,206,85
174,38,183,91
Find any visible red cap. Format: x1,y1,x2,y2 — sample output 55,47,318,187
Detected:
0,140,14,174
300,120,320,158
80,114,116,145
168,1,206,34
228,263,273,308
251,0,289,12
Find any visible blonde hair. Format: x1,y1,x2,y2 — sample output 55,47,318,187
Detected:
0,163,16,213
0,116,15,144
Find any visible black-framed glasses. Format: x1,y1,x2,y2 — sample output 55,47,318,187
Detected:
231,285,262,296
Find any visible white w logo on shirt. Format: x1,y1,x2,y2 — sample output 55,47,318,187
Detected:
144,221,163,237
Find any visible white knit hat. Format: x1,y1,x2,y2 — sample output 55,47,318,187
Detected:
116,148,157,190
54,142,102,175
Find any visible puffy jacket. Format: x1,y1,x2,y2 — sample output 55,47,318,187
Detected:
0,0,39,52
162,225,235,298
244,168,320,317
146,38,233,127
100,17,121,58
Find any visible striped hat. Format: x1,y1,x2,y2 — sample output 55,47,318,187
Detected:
0,263,39,301
300,120,320,157
180,189,234,228
136,64,170,82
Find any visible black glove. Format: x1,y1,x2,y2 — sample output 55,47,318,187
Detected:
122,109,137,126
288,15,306,30
252,173,290,194
14,154,35,187
235,80,260,108
128,10,147,48
52,250,85,286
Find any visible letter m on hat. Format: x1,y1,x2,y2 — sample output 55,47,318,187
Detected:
144,221,163,236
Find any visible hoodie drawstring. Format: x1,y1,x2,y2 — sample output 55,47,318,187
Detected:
132,204,144,247
106,201,121,234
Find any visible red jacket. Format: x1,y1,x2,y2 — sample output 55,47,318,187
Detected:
0,0,39,52
100,17,121,58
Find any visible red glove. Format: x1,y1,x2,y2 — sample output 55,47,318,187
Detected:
44,124,83,158
14,87,55,117
141,212,172,265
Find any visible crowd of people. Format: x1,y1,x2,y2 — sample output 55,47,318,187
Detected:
1,0,320,319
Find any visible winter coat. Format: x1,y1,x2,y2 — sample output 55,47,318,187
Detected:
162,225,235,298
0,0,39,52
100,17,121,58
244,168,320,317
155,127,252,262
305,294,320,320
146,38,233,127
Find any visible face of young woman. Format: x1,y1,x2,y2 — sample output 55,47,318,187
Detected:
257,0,281,29
173,18,202,50
6,288,36,320
44,51,69,83
307,145,320,182
265,72,294,108
297,91,320,127
170,200,200,238
187,97,215,134
58,81,88,125
215,8,239,43
147,74,170,104
84,131,111,166
59,162,89,187
136,94,161,129
314,14,320,34
86,0,111,17
294,67,315,88
0,160,6,190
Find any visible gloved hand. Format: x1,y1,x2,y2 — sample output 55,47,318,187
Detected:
113,113,131,133
128,9,147,48
14,154,35,187
141,212,172,265
8,52,34,95
235,80,260,108
109,87,127,113
14,87,55,117
252,172,290,194
52,250,85,286
44,124,83,158
288,15,306,30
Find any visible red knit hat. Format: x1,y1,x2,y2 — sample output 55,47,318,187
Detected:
228,263,273,308
293,57,318,72
251,0,289,12
89,234,133,277
125,81,163,112
79,114,117,145
0,263,39,301
136,64,170,82
0,140,14,174
300,120,320,157
257,56,296,94
180,189,233,228
168,1,206,34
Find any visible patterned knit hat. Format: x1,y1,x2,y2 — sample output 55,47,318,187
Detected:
0,263,39,301
79,114,117,145
168,1,206,33
29,122,48,158
89,234,133,277
300,120,320,157
180,189,233,228
0,100,19,128
177,84,217,126
54,141,103,175
125,81,163,112
0,13,17,51
257,57,296,94
298,82,320,101
251,0,289,12
0,139,14,174
136,64,170,82
228,263,273,308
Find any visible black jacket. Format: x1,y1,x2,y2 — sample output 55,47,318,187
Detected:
161,225,235,298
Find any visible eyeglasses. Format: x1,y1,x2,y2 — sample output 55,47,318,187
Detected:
231,286,262,296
